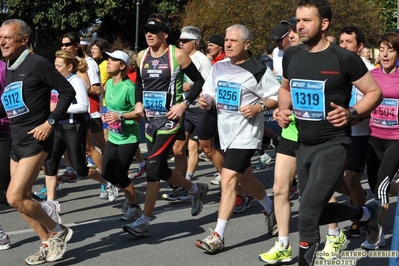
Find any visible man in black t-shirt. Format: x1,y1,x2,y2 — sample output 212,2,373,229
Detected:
276,1,383,265
0,19,75,265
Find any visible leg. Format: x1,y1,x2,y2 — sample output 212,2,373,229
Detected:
186,138,199,180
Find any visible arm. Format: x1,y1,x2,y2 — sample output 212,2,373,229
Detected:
67,77,89,113
167,49,204,120
276,77,293,128
326,72,382,127
134,51,145,118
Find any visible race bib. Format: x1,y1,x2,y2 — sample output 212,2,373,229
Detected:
290,79,326,121
106,110,124,135
143,91,168,117
371,98,399,127
216,81,241,111
1,81,29,118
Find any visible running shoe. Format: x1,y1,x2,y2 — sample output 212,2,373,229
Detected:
33,186,48,200
210,173,221,185
42,200,62,225
258,241,292,264
25,245,48,265
198,151,210,162
121,190,145,213
263,209,278,236
0,230,10,250
255,153,272,170
320,230,347,260
121,205,142,221
133,165,146,179
234,195,254,213
57,171,77,183
46,226,73,262
86,156,96,168
122,217,150,237
361,200,383,246
99,184,108,200
190,183,209,216
344,221,366,238
195,229,224,253
162,187,190,201
361,232,386,250
105,183,118,202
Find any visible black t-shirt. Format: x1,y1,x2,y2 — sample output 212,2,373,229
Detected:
0,53,76,145
282,43,368,144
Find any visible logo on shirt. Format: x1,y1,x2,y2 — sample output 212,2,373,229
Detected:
152,60,160,69
321,70,339,75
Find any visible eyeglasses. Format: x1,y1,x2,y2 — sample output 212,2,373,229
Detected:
61,42,73,47
144,28,161,34
179,39,195,44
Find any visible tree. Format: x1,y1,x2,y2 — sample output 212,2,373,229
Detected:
182,0,386,56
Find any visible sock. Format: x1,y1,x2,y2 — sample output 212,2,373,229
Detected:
214,218,228,239
328,227,340,237
359,206,371,222
189,183,199,195
139,161,146,168
258,195,273,214
48,224,62,233
66,166,74,174
278,236,289,248
141,214,151,225
186,172,194,181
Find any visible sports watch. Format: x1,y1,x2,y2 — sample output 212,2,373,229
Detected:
47,118,55,126
347,107,358,121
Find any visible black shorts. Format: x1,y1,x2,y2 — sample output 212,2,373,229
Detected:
346,135,369,173
89,118,103,134
184,108,215,140
10,133,54,162
223,149,255,174
277,136,297,157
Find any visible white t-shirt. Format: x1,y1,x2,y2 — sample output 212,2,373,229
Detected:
272,47,284,82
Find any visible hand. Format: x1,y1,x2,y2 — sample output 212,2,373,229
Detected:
273,108,280,120
104,112,118,123
27,121,53,141
239,104,262,118
166,102,186,120
326,102,350,127
199,94,212,110
276,108,293,128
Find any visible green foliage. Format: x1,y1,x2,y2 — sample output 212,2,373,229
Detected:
183,0,387,56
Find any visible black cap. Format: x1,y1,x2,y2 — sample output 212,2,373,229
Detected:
281,17,297,28
207,35,224,47
270,24,290,41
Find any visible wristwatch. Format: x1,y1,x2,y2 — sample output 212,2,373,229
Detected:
347,107,358,121
47,118,56,126
183,100,190,108
119,114,125,121
259,101,267,112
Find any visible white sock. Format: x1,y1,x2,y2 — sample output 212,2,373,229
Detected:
189,183,199,195
141,214,151,225
359,206,371,222
257,195,273,214
278,236,289,248
48,224,62,233
41,240,50,248
66,166,74,174
214,218,228,239
186,172,194,181
328,227,340,237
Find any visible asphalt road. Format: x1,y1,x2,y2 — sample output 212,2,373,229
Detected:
1,145,397,265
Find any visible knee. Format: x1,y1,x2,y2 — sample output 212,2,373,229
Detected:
273,182,288,198
6,192,23,211
172,144,186,157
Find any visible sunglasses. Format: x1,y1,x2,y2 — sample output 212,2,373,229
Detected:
144,28,161,34
179,39,195,44
61,42,73,47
